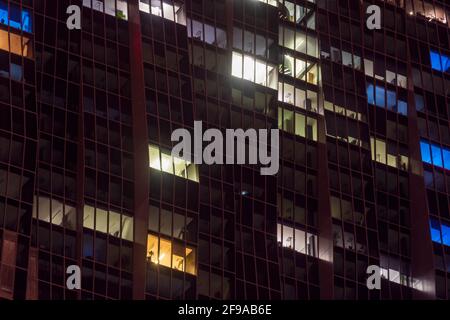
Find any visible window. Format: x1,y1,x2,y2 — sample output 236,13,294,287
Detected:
279,107,318,141
279,0,313,25
139,0,186,25
148,205,194,240
279,26,318,58
420,140,450,170
0,1,32,32
83,205,134,241
324,101,364,121
32,196,77,230
431,218,450,254
0,29,33,58
147,234,196,275
231,51,277,89
83,0,128,20
430,50,450,72
187,19,227,48
233,28,275,59
380,255,419,289
277,223,318,258
370,137,409,171
255,0,277,7
366,84,407,115
149,145,199,182
280,55,319,85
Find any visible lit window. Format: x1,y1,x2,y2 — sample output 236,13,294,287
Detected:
279,107,318,141
420,140,432,164
431,145,443,167
147,234,196,275
0,1,32,32
139,0,186,25
0,29,33,58
430,218,450,247
277,223,318,257
430,50,450,72
370,137,409,171
442,224,450,247
32,196,77,230
231,51,277,89
83,205,134,241
364,59,374,77
279,0,312,25
148,145,199,182
254,0,277,7
420,140,450,170
366,84,407,115
430,218,442,243
83,0,128,20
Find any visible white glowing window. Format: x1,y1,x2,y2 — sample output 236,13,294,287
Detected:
278,223,318,257
231,51,277,89
255,60,267,85
148,145,199,182
243,55,255,82
232,52,243,78
83,0,128,20
295,58,306,79
117,0,128,19
255,0,277,7
105,0,116,16
139,0,150,13
151,0,162,16
163,2,174,21
33,196,77,230
364,59,374,77
140,0,185,24
306,34,318,58
83,205,134,241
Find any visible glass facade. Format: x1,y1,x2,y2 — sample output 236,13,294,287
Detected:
0,0,448,301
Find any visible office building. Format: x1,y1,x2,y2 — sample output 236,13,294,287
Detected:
0,0,448,300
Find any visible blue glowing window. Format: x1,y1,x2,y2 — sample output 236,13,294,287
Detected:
375,85,386,108
443,149,450,170
430,219,450,247
421,140,450,170
366,83,407,115
386,90,396,109
442,225,450,247
366,84,375,105
0,1,32,33
420,141,432,164
430,50,450,73
431,145,443,167
430,219,442,243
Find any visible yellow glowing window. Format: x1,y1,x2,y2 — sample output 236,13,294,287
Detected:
147,234,196,275
0,29,33,58
148,145,199,182
149,145,161,170
370,137,409,171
